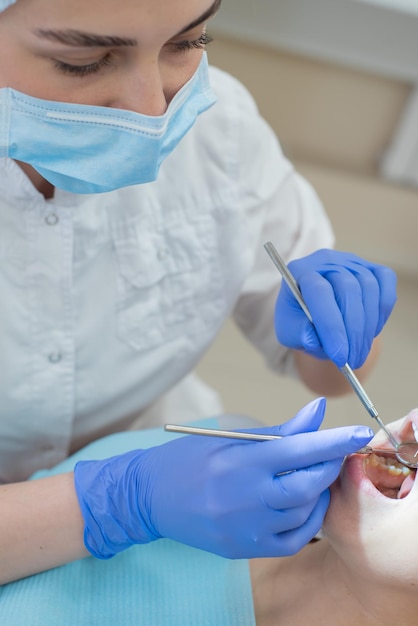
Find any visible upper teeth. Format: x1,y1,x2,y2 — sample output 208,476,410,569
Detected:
387,464,412,476
366,453,412,477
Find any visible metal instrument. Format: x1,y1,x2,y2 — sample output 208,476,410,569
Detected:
163,424,416,465
164,424,283,441
263,241,418,469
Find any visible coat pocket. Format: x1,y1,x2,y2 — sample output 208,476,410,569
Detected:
112,215,216,351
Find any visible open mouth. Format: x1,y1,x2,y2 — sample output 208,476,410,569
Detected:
364,451,416,499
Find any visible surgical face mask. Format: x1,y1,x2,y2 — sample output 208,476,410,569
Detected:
0,53,217,194
0,0,16,9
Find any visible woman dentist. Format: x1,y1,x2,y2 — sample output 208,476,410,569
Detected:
0,0,396,583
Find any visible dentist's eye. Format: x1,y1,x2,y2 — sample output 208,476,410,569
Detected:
173,33,214,52
54,54,113,77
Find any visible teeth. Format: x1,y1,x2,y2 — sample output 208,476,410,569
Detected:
390,465,412,476
366,453,412,477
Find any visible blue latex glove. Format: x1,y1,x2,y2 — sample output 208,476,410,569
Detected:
74,398,373,560
275,249,397,369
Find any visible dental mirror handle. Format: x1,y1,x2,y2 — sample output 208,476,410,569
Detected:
164,426,398,460
263,242,380,422
164,424,283,441
373,415,401,450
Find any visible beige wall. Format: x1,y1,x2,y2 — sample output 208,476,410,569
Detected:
208,36,411,176
209,38,410,174
208,36,418,275
197,36,418,427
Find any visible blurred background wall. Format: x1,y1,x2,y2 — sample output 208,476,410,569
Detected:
195,0,418,430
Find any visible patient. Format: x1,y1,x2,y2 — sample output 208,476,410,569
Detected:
1,410,417,626
251,408,418,625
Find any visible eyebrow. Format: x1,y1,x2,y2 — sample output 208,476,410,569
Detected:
33,0,222,49
33,30,137,48
176,0,222,36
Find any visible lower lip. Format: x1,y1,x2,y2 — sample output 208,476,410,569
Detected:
343,452,418,501
341,454,382,498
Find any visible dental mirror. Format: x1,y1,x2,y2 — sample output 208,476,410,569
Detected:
395,442,418,468
372,414,418,469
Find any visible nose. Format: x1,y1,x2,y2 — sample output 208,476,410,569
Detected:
107,62,168,116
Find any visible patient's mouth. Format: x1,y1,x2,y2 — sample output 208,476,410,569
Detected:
364,452,416,499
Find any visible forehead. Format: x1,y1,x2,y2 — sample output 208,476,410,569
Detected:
0,0,217,17
1,0,218,39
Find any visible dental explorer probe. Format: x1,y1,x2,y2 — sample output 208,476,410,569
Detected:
263,241,379,421
163,425,396,460
263,242,418,469
166,245,418,468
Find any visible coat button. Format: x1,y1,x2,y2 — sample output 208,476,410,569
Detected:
48,352,62,364
45,214,59,226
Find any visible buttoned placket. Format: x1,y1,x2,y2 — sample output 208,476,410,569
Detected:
25,197,76,466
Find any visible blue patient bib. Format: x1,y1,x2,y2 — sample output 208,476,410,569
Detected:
0,420,256,626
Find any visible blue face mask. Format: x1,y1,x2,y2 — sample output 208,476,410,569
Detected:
0,53,217,194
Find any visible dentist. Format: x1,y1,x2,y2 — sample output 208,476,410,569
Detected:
0,0,395,583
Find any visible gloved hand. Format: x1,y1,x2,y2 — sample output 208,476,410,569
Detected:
74,398,373,560
274,249,397,369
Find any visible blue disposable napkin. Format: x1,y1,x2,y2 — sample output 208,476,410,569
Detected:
0,419,256,626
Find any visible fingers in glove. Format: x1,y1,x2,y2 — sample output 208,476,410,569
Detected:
314,266,378,369
268,489,330,557
243,490,330,558
372,265,397,335
240,424,374,474
263,457,343,509
297,272,349,367
238,397,327,439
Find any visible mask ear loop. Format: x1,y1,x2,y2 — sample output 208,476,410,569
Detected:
0,89,12,158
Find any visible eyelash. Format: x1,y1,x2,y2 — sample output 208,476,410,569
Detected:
173,33,214,52
54,54,113,77
54,33,214,77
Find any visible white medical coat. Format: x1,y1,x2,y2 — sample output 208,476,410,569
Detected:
0,66,334,482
